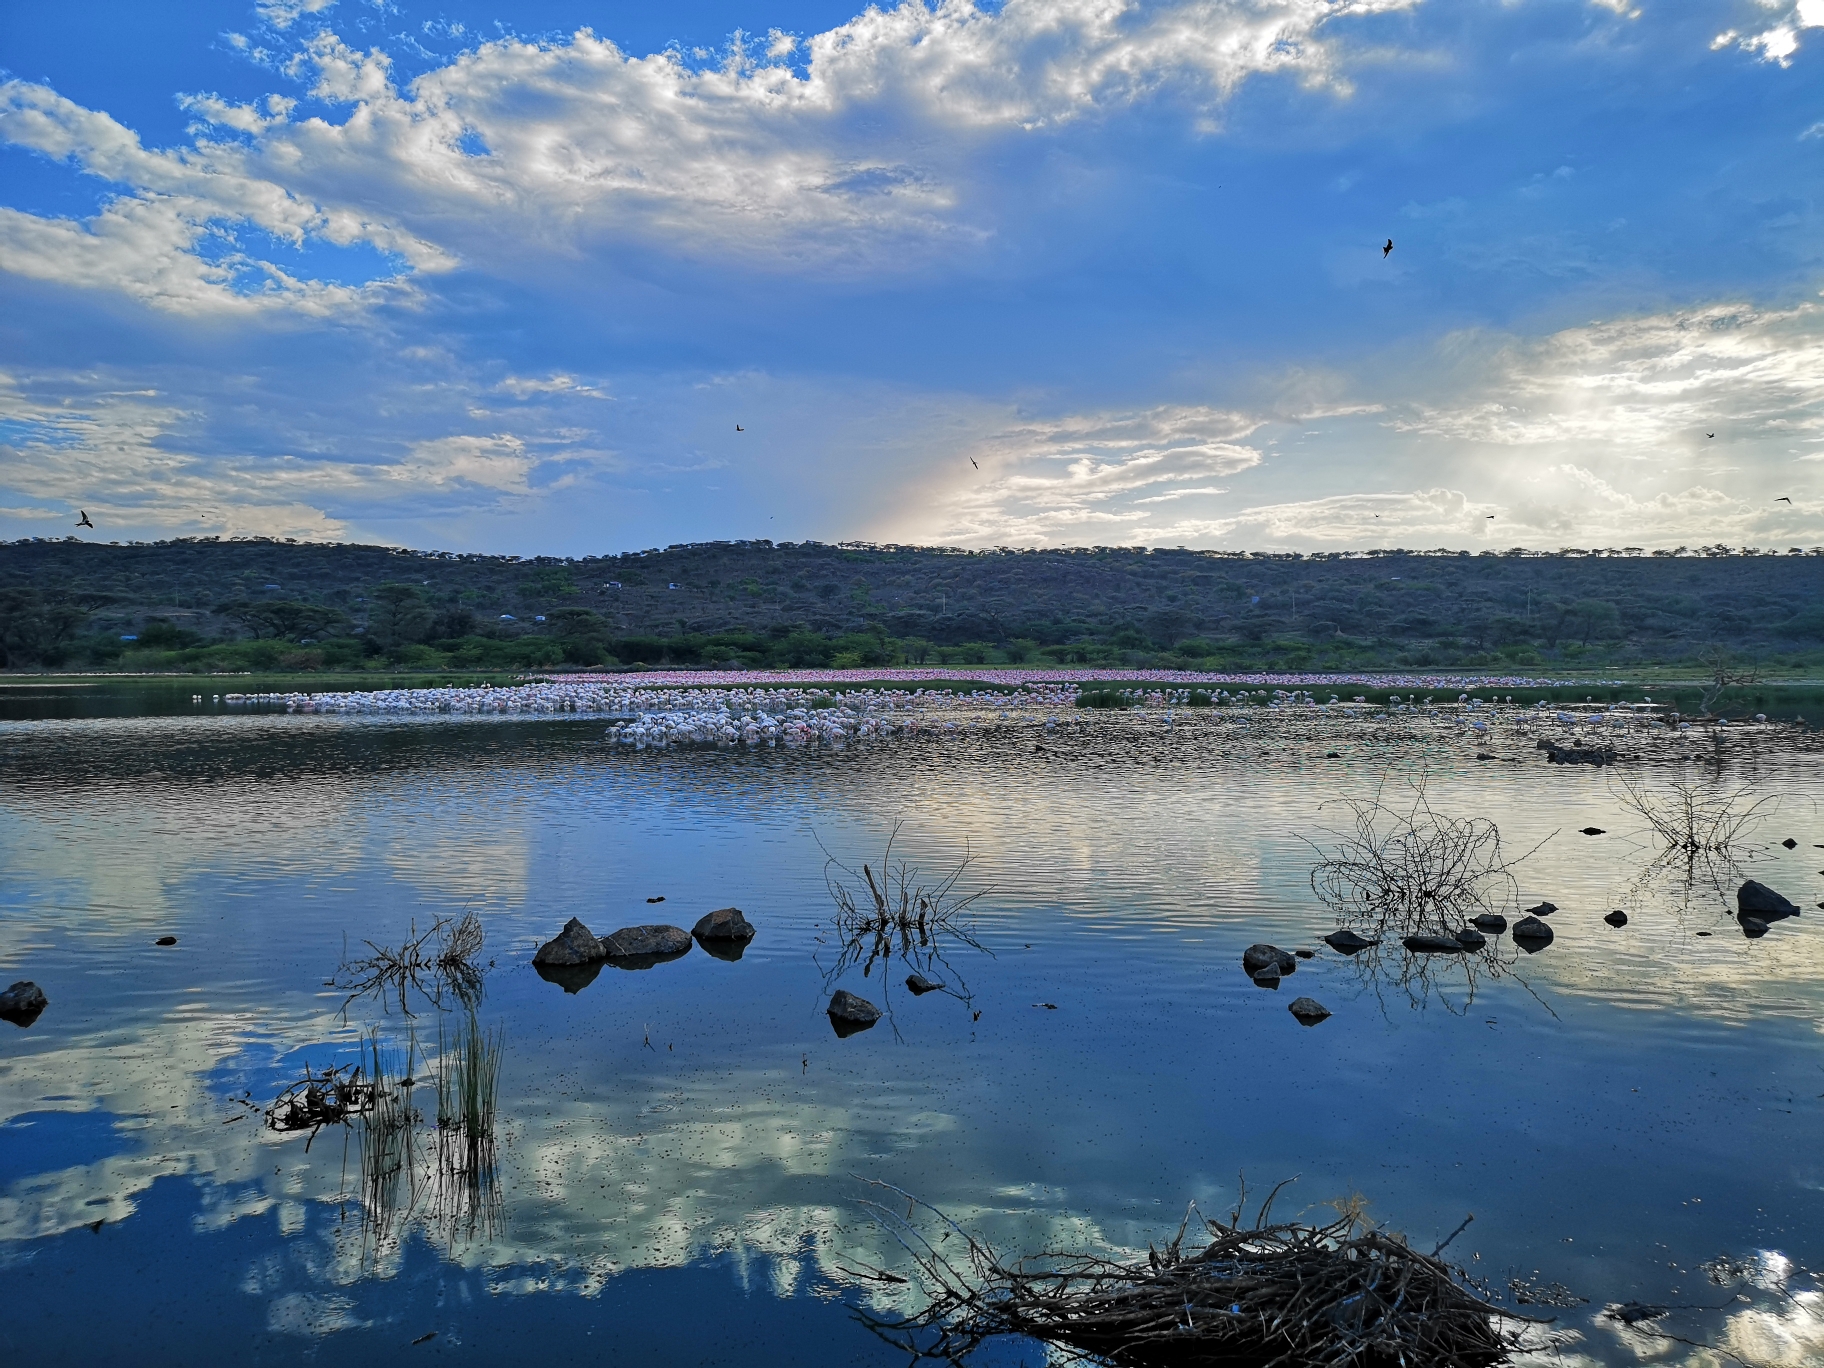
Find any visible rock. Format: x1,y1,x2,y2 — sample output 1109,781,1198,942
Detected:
1740,916,1768,938
1287,997,1331,1025
534,961,603,994
1402,934,1465,953
828,989,882,1037
1475,752,1496,761
1604,910,1628,927
905,972,944,995
1782,838,1797,849
1293,948,1315,959
1580,827,1606,836
1251,963,1282,988
155,935,177,946
1544,744,1619,766
1323,929,1378,955
1472,913,1508,933
0,981,47,1026
1512,916,1554,949
1242,944,1296,977
1326,751,1341,758
1454,927,1487,950
601,924,692,958
1525,902,1557,916
692,907,756,942
1738,880,1801,921
533,917,605,967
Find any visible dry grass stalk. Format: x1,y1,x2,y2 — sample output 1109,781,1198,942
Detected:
1611,772,1774,853
332,910,485,1016
859,1181,1531,1368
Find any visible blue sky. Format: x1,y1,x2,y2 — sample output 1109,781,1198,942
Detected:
2,0,1822,555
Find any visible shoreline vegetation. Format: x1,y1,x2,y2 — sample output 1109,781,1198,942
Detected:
7,537,1824,682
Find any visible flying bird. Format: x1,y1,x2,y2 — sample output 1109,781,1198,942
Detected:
735,424,744,432
1485,514,1495,519
969,456,979,470
1777,496,1793,504
1383,239,1393,257
1705,432,1715,439
76,510,94,528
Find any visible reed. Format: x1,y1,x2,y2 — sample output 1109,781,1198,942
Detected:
332,909,486,1016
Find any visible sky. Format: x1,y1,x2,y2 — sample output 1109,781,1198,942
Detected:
1,0,1822,557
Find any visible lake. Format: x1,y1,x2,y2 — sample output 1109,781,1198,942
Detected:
1,684,1821,1366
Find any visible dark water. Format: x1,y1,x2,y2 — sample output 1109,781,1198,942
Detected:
2,708,1822,1365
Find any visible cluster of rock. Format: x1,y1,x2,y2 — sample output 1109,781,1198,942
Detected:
532,907,757,991
1537,739,1621,766
1239,944,1330,1024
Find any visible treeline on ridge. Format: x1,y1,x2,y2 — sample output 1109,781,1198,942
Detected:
3,535,1824,673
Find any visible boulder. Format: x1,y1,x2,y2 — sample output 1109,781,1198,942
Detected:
1525,902,1557,916
1402,934,1465,954
1454,927,1487,950
828,990,882,1037
1738,880,1801,921
1544,743,1618,766
1472,913,1508,933
1604,910,1628,927
1580,827,1606,836
1243,944,1296,977
692,907,756,942
0,980,47,1026
905,972,944,995
1250,963,1282,988
533,917,605,967
1287,997,1331,1025
601,924,692,959
1293,949,1316,959
1512,916,1554,949
1322,929,1378,955
155,936,177,947
1782,838,1798,849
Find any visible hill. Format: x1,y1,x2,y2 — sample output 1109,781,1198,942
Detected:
3,536,1822,674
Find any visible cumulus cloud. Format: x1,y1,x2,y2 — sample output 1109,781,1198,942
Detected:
0,0,1415,310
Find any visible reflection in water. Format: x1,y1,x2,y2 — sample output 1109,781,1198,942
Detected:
816,826,991,1035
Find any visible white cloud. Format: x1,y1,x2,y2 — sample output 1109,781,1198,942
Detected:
256,0,337,32
1714,0,1824,65
0,0,1417,309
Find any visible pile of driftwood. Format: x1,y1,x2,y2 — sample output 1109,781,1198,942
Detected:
863,1184,1527,1367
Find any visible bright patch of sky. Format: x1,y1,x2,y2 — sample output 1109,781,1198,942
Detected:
2,0,1823,553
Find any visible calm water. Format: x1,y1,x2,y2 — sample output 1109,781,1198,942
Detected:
2,703,1822,1366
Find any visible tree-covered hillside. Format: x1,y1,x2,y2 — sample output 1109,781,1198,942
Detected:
4,536,1823,674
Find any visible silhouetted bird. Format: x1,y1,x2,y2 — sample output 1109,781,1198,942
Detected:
76,510,94,528
1485,514,1495,519
735,424,744,432
1706,432,1715,439
969,456,979,470
1777,496,1793,504
1383,239,1393,257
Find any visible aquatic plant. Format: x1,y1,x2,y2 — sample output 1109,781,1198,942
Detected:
1611,772,1774,854
332,910,486,1016
1306,776,1545,934
857,1180,1526,1368
818,825,990,1027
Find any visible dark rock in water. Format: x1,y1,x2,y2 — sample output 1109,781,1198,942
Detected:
1293,948,1315,959
1454,927,1487,950
1580,827,1605,835
1287,997,1331,1025
1472,913,1508,933
1545,743,1619,766
534,917,605,967
1402,934,1465,954
1525,902,1557,916
1696,931,1712,938
602,924,692,959
1783,838,1798,849
1325,751,1341,758
1512,916,1554,949
692,907,756,943
905,972,944,995
1323,929,1378,955
1475,752,1496,761
534,961,604,994
1739,916,1769,938
1242,944,1296,977
1604,910,1628,927
0,981,48,1026
1738,880,1801,921
828,989,882,1036
1251,964,1282,988
696,937,749,963
1608,1303,1669,1327
155,935,177,946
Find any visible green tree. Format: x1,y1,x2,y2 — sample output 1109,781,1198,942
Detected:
369,584,434,648
219,599,348,641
